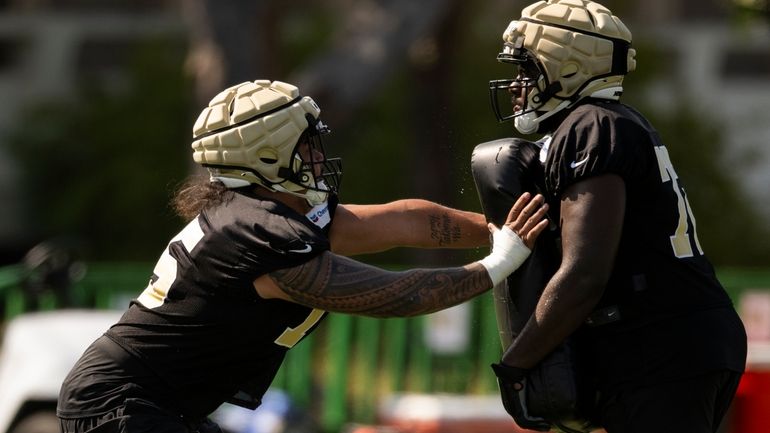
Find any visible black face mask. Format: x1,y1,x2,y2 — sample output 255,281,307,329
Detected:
489,54,545,123
290,116,343,196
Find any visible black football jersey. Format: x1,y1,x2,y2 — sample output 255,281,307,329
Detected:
59,190,338,420
544,100,746,388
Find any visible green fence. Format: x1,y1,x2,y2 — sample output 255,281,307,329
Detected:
1,263,769,432
0,262,503,432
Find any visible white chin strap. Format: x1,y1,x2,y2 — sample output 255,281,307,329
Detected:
514,112,540,135
210,173,330,206
300,189,329,206
514,100,571,135
514,85,624,135
274,181,330,206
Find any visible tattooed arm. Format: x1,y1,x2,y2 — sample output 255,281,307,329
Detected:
329,199,489,256
258,252,492,317
254,193,550,317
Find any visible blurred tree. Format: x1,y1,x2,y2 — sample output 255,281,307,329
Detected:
6,39,193,260
731,0,770,21
180,0,475,267
289,0,460,127
181,0,278,106
4,0,768,269
181,0,463,126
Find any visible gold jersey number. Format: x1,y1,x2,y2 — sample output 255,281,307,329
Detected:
137,216,324,349
137,217,205,309
654,146,703,258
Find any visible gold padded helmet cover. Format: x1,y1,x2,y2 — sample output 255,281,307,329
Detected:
191,80,322,197
504,0,637,113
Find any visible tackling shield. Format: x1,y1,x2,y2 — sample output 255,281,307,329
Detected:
471,138,594,433
471,138,555,347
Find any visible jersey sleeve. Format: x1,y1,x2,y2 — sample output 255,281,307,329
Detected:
246,212,331,274
265,195,338,265
203,195,335,280
545,103,652,197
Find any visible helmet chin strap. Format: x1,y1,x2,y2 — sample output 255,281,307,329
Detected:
210,168,330,205
303,179,330,205
513,84,624,134
303,190,329,206
273,181,329,206
514,99,571,134
514,112,539,135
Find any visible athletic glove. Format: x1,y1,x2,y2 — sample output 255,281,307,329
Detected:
491,362,551,432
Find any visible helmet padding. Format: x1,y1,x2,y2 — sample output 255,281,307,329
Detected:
191,80,341,204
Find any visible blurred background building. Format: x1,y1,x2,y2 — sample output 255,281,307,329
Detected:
0,0,768,267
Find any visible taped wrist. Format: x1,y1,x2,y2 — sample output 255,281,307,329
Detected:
478,226,530,286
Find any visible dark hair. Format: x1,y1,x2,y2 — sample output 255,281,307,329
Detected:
172,175,235,221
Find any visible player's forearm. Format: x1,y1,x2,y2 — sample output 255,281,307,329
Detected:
330,200,488,256
398,199,489,249
501,269,604,368
269,251,493,318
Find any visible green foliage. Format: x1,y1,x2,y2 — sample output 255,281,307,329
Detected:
730,0,770,23
6,38,192,260
331,71,413,205
277,5,337,75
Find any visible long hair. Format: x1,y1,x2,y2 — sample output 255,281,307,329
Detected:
172,175,235,221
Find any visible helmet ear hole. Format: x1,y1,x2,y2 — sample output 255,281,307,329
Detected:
258,149,279,164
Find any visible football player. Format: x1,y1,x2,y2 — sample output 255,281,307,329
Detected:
486,1,747,432
56,79,549,433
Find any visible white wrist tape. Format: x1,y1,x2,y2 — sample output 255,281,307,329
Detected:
478,226,531,286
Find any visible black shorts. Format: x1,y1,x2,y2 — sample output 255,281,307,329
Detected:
58,398,222,433
595,369,742,433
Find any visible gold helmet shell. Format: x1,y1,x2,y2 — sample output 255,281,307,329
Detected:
191,80,341,204
491,0,637,133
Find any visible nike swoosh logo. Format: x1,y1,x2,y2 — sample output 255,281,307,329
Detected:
288,244,313,253
569,156,590,169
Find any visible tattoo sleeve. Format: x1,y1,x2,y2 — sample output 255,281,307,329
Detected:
270,251,493,317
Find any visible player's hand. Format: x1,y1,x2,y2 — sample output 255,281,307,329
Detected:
491,362,551,432
489,192,549,250
479,192,548,286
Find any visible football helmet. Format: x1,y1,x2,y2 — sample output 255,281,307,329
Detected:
489,0,637,134
191,80,342,205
